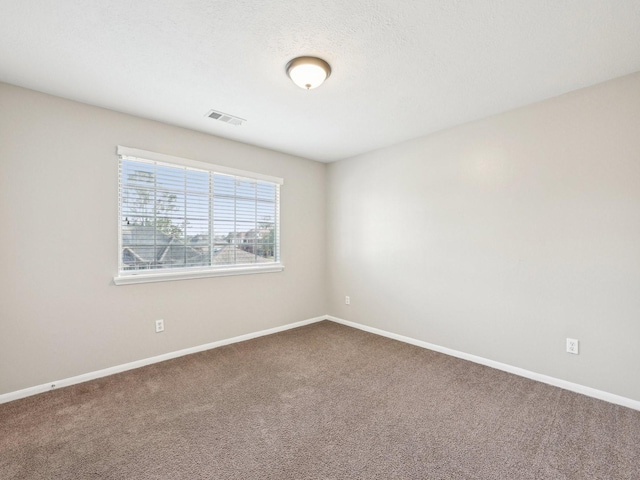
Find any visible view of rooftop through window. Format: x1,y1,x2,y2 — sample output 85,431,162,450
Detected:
118,157,279,273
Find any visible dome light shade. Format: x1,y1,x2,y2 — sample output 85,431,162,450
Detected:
286,56,331,90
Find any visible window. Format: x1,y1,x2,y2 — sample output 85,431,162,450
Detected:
114,147,283,285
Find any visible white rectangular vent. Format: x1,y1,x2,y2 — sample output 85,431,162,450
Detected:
205,109,245,126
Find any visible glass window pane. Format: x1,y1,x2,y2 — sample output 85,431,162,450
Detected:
119,158,279,273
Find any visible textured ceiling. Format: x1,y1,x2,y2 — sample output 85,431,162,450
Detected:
1,1,640,162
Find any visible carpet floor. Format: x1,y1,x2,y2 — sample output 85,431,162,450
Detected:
1,320,639,479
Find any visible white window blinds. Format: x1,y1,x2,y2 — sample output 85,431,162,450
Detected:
116,147,282,283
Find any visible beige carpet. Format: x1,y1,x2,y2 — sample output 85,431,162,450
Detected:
1,320,639,479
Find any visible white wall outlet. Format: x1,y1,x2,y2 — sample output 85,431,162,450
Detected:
155,319,165,333
566,338,579,354
345,296,350,305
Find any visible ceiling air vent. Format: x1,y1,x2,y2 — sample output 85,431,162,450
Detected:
205,109,245,126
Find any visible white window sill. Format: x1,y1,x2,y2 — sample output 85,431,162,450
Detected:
113,264,284,285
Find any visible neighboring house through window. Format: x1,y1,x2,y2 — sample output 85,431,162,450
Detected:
114,146,283,285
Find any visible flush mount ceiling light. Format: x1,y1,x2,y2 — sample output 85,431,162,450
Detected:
286,56,331,90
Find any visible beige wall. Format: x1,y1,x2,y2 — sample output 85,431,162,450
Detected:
0,83,327,395
3,72,640,403
327,72,640,402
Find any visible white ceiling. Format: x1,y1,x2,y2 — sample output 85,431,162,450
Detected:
1,1,639,162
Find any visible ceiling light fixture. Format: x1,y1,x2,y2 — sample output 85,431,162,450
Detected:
286,56,331,90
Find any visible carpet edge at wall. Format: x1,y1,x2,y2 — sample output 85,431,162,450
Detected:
2,314,639,412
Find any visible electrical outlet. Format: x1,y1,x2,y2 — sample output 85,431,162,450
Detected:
155,319,165,333
566,338,579,355
345,296,350,305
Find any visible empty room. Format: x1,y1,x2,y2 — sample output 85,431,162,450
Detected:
1,1,640,478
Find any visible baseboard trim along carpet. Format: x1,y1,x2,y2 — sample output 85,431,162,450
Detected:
2,314,639,411
0,316,326,405
327,315,640,412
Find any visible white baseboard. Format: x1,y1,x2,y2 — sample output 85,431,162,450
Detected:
0,315,326,405
327,315,640,412
3,314,639,412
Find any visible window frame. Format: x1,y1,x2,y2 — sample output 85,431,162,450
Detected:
114,146,284,285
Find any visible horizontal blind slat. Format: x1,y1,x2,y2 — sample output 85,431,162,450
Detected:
118,155,281,274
